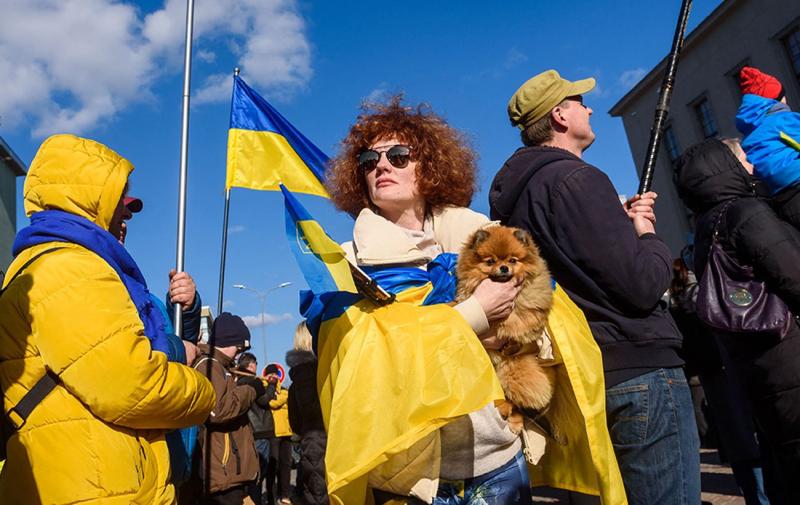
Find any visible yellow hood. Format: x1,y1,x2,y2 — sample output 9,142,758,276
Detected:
24,134,133,230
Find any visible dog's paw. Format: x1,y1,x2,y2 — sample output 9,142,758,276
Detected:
507,410,525,435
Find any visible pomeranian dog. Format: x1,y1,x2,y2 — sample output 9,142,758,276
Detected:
456,226,556,437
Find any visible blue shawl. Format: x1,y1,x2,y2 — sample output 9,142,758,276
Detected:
13,210,170,354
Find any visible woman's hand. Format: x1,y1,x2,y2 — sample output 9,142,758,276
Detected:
472,277,523,322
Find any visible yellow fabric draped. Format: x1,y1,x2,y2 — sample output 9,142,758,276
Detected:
530,287,627,504
316,285,505,505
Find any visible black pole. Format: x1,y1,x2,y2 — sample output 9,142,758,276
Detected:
216,188,231,317
637,0,692,195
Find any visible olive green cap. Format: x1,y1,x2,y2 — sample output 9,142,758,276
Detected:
508,69,595,129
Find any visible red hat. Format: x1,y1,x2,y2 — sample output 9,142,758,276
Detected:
739,66,784,100
123,196,143,213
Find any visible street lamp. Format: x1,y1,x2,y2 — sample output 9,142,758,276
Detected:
232,282,292,364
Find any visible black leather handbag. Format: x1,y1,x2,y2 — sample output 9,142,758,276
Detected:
696,199,793,337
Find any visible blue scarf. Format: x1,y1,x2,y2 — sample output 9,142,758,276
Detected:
13,210,170,354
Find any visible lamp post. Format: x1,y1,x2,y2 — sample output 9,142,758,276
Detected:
232,281,292,365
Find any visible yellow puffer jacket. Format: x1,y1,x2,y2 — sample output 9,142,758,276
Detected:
0,134,216,504
270,387,293,437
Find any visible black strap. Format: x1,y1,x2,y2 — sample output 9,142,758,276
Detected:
1,247,66,295
6,371,59,429
2,246,66,430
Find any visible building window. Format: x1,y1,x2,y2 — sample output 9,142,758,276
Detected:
783,27,800,83
694,98,718,138
664,124,680,162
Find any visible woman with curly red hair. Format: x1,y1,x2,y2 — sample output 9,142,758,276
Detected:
326,96,531,504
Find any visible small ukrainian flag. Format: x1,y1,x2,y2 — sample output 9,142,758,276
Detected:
280,184,356,294
226,75,330,198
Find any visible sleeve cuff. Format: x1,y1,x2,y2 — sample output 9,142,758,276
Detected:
454,296,490,336
639,232,660,241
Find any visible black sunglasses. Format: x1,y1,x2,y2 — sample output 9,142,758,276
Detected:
357,145,413,173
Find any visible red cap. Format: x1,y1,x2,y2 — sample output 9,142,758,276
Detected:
123,196,143,213
739,66,784,100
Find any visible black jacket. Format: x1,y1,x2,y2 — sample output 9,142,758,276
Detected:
675,138,800,319
286,349,329,505
490,146,683,386
236,374,277,439
286,350,325,436
676,139,800,490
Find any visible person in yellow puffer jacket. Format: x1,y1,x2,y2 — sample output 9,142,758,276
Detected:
0,134,216,504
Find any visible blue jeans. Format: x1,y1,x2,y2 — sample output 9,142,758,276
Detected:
433,451,531,505
605,367,700,505
248,438,271,505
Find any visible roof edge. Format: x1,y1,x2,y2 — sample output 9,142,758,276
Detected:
609,0,740,117
0,137,27,176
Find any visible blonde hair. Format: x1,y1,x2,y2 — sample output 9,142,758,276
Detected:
294,321,314,353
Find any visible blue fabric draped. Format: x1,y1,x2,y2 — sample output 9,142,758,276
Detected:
12,210,171,354
300,253,460,351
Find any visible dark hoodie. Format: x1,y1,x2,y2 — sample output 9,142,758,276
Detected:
675,138,800,315
490,146,683,386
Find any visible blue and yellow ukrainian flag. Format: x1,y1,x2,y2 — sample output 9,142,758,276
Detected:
226,75,329,198
280,184,356,294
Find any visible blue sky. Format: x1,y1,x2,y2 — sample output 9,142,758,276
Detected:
2,0,722,371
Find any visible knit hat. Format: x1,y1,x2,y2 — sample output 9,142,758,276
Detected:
508,69,595,129
739,66,784,100
211,312,251,349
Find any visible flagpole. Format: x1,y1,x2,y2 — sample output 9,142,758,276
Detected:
173,0,196,338
217,68,239,317
217,189,232,316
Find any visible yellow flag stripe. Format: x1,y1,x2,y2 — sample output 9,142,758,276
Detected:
297,219,357,293
226,128,330,198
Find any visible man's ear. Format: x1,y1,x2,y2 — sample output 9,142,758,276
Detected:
550,105,569,129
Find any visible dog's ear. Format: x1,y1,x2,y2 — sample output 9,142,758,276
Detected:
470,229,490,248
513,228,532,246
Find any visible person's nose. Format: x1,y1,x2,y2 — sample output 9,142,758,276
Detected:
587,106,593,116
374,152,393,174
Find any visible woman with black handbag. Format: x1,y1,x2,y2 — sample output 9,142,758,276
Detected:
676,137,800,503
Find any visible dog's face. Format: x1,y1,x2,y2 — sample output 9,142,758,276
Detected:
461,227,542,283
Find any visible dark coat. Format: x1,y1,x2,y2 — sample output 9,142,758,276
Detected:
489,146,683,386
286,350,325,435
676,138,800,497
286,349,328,505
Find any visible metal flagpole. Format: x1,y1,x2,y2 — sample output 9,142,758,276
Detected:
216,68,239,317
173,0,196,338
637,0,692,195
217,188,232,316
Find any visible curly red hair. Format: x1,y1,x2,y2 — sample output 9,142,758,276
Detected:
326,95,477,216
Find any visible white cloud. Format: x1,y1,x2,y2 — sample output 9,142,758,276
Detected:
241,312,293,328
364,82,391,103
619,68,647,90
228,224,246,234
0,0,312,136
222,299,235,309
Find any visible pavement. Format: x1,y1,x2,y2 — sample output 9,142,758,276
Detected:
530,449,744,504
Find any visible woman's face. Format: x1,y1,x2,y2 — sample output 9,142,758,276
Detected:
363,136,423,215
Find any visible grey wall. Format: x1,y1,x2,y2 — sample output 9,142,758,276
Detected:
0,164,17,273
614,0,800,256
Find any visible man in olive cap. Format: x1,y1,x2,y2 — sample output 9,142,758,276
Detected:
489,70,699,504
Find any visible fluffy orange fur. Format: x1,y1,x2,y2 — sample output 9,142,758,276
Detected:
457,226,556,436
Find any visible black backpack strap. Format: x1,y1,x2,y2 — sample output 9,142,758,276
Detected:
1,246,66,295
6,371,59,429
2,246,66,430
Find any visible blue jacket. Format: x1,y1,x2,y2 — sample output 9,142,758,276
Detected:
736,94,800,194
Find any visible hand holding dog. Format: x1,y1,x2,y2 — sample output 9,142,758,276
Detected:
473,277,523,322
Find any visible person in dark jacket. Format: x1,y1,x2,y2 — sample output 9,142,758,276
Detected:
490,69,700,505
237,353,278,505
286,322,329,505
676,137,800,503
